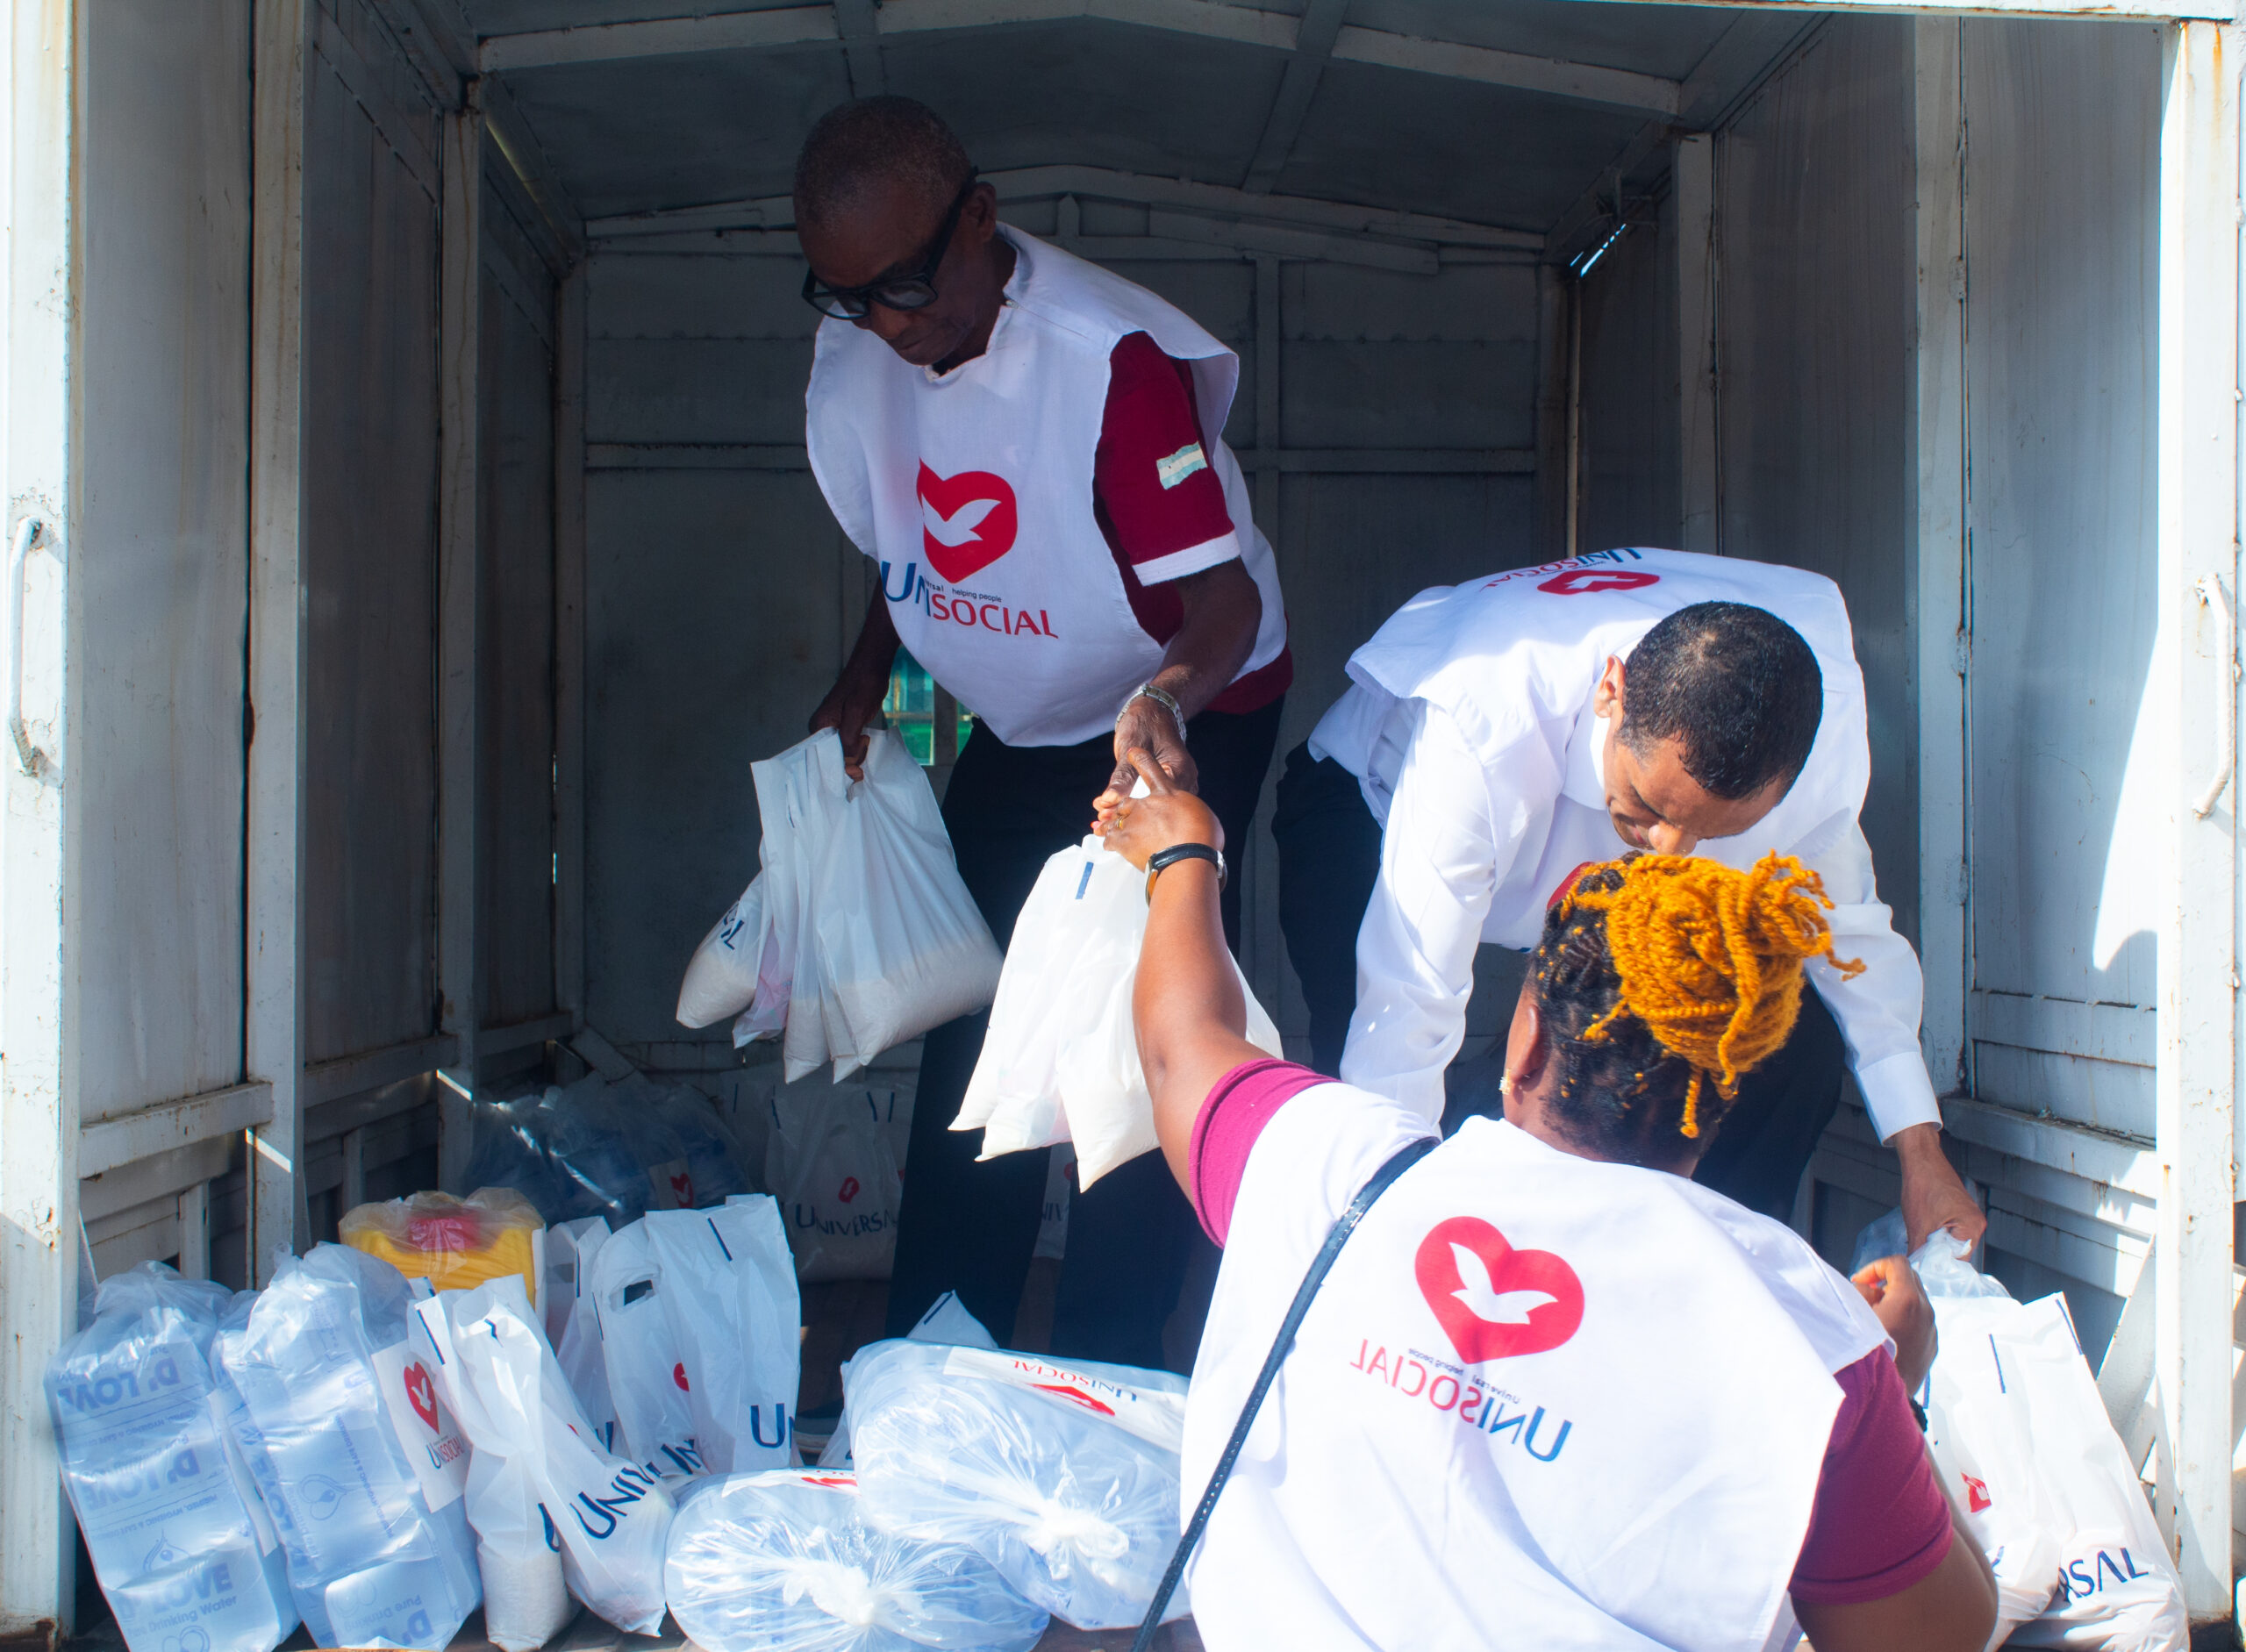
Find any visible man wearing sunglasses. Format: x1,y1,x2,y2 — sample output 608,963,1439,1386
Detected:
795,97,1291,1370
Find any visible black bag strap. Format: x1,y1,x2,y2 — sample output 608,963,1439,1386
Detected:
1130,1133,1440,1650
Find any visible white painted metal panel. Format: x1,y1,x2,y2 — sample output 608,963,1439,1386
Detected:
1715,17,1922,948
76,0,252,1127
1961,18,2163,1135
1,0,76,1633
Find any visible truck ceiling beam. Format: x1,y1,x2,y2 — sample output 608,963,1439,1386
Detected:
476,1,1684,118
1241,0,1349,194
584,162,1543,249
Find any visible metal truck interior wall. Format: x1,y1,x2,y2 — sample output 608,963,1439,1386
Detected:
1575,16,2165,1368
14,0,2241,1633
581,242,1540,1069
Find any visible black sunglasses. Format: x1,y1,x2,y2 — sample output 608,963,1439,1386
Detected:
802,177,980,320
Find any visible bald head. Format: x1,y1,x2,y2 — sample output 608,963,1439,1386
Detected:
793,97,973,228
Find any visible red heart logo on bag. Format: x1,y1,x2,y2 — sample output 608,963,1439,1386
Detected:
403,1361,442,1434
670,1171,695,1205
918,463,1018,582
1963,1473,1992,1513
674,1362,691,1392
1414,1217,1585,1363
1539,568,1662,596
837,1176,861,1205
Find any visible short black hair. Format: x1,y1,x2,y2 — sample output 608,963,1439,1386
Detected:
1618,601,1821,800
793,97,973,229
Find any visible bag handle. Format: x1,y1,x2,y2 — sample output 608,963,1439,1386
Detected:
1130,1133,1439,1649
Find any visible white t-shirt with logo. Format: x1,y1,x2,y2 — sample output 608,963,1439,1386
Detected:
1184,1084,1888,1651
806,226,1288,747
1306,547,1940,1143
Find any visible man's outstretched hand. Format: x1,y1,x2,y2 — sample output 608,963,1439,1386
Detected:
1099,748,1223,870
1096,695,1198,828
1895,1125,1986,1254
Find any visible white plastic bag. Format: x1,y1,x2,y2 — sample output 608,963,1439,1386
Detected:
665,1468,1048,1652
1997,1298,2187,1651
586,1218,705,1477
212,1245,481,1649
644,1199,802,1472
768,1085,905,1283
844,1340,1191,1630
677,877,769,1030
48,1263,298,1652
810,729,1003,1077
711,731,1001,1079
956,835,1282,1187
409,1278,572,1652
553,1218,619,1452
411,1277,676,1636
1907,1234,2186,1651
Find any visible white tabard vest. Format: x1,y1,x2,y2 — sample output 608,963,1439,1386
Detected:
805,226,1287,748
1186,1093,1891,1651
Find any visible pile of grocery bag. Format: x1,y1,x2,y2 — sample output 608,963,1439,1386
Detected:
51,1203,1191,1652
677,727,1004,1082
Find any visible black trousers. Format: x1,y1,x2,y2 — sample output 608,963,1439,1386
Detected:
884,697,1284,1366
1270,743,1846,1221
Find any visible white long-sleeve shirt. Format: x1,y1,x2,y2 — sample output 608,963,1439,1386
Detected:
1309,547,1942,1143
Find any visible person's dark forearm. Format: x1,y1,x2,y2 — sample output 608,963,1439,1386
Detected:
844,592,902,685
1135,859,1250,1184
1148,561,1261,720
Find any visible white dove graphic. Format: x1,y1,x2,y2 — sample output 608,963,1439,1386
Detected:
921,493,1001,547
1450,1243,1556,1325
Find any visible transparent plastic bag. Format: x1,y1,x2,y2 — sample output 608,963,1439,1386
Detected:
412,1276,675,1636
614,1075,750,1208
956,835,1281,1187
340,1188,545,1307
211,1246,480,1649
664,1469,1048,1652
46,1262,297,1652
844,1340,1190,1630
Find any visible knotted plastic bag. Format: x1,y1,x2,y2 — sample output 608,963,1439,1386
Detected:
47,1262,297,1652
211,1246,480,1649
664,1469,1048,1652
843,1339,1191,1629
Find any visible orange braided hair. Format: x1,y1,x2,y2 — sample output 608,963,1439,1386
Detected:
1556,852,1863,1137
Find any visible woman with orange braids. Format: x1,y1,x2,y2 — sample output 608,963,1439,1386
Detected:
1103,749,1999,1652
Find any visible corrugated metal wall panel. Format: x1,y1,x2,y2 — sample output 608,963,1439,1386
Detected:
478,179,562,1030
300,11,443,1063
1576,190,1682,556
1716,18,1921,952
75,0,251,1125
1960,18,2163,1137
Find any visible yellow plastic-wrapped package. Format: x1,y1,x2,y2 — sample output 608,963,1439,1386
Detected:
341,1187,546,1307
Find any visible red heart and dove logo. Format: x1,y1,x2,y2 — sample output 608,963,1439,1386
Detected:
403,1361,442,1434
669,1171,695,1205
674,1362,691,1392
1414,1217,1585,1363
1538,568,1661,596
1963,1473,1992,1513
837,1176,862,1205
918,463,1018,582
1031,1382,1118,1420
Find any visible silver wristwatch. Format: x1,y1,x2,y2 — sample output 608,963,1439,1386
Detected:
1120,681,1190,744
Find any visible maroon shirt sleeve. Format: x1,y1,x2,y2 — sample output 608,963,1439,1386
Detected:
1790,1351,1956,1606
1094,331,1236,575
1187,1057,1332,1245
